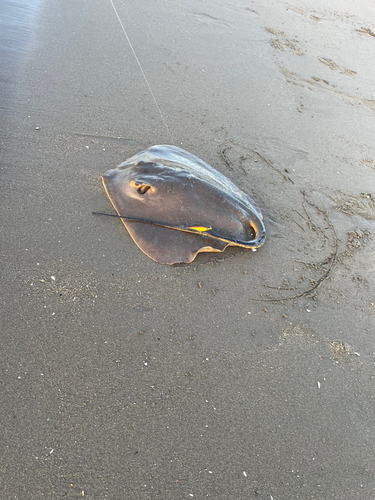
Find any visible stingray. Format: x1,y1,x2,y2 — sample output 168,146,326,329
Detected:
97,145,266,264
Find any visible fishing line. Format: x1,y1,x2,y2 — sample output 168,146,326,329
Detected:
109,0,174,144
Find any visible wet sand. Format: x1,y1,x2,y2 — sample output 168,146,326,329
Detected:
1,0,375,498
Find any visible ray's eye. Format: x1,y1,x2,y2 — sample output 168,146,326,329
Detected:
137,184,152,195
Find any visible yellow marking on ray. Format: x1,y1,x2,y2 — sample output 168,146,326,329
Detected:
188,226,212,232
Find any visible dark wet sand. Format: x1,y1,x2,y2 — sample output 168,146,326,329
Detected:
1,0,375,498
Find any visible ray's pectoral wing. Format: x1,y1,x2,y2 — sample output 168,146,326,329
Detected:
124,222,228,265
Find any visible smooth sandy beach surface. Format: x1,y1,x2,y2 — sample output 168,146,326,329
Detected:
1,0,375,498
